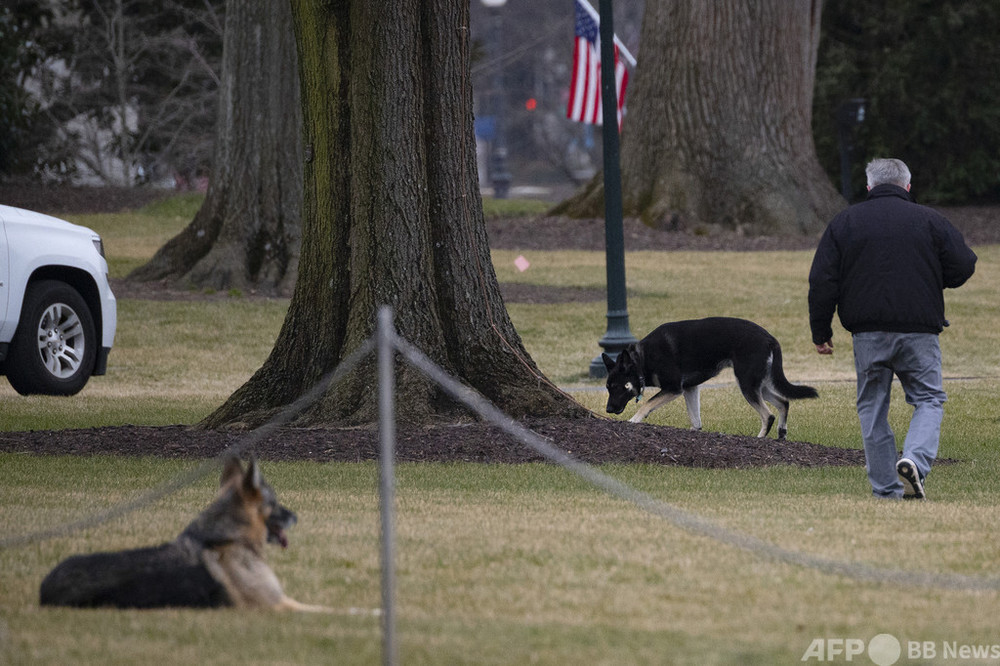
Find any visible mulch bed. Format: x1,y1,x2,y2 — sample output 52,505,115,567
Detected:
0,418,865,468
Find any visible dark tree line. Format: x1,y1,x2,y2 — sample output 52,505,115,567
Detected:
0,0,223,186
813,0,1000,203
1,2,57,174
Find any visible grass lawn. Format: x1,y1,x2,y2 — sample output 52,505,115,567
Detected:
2,197,999,664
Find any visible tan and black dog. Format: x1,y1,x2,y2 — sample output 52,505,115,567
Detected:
39,456,327,611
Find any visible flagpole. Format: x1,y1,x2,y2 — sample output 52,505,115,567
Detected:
589,0,637,378
576,0,636,67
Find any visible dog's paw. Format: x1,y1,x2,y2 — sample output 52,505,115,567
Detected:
757,414,776,438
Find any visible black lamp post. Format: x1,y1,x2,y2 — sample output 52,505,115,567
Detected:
482,0,511,199
836,98,866,202
588,0,637,378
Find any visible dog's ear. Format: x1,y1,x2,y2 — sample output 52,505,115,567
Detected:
602,353,616,372
243,456,262,495
618,346,636,369
220,456,243,488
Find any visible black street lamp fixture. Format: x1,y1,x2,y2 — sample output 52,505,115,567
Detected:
589,0,637,377
836,98,866,202
482,0,512,199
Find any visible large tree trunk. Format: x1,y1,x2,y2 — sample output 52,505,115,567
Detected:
127,0,301,295
202,0,583,428
558,0,845,235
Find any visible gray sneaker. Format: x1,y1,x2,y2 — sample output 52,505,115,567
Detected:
897,458,925,500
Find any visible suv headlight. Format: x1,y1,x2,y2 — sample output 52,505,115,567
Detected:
92,236,106,259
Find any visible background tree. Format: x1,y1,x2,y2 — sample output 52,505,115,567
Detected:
813,0,1000,204
556,0,844,236
203,0,583,428
19,0,222,186
127,0,301,295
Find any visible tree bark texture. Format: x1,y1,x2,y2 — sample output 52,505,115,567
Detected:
203,0,583,428
560,0,845,235
127,0,302,295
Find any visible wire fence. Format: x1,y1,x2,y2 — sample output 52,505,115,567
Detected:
0,337,375,551
4,306,1000,664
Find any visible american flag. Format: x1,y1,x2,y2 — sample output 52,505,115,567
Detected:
566,0,630,129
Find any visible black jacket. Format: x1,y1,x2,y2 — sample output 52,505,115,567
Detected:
808,184,977,344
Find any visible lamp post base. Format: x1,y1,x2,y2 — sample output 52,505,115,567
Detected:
588,310,637,378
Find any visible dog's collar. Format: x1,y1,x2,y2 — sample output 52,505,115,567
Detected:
632,346,646,402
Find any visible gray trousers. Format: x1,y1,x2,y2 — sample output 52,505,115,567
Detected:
852,332,946,498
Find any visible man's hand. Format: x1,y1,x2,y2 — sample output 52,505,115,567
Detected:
815,340,834,355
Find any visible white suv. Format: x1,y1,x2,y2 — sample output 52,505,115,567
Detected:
0,204,117,395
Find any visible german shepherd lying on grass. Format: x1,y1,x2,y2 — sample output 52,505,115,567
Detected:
40,456,328,611
603,317,818,439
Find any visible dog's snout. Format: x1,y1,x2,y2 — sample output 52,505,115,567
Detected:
605,398,626,415
276,505,297,527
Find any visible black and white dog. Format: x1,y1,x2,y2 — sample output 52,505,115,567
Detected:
602,317,818,439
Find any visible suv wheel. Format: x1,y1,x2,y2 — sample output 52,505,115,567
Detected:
6,280,97,396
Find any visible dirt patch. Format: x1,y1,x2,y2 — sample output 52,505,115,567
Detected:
487,216,823,253
0,418,865,468
499,283,606,304
0,183,173,215
486,205,1000,253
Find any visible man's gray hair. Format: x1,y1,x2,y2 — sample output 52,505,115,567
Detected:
866,158,911,188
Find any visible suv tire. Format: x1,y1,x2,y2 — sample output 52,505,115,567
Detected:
5,280,97,396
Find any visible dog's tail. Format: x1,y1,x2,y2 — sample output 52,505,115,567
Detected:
769,342,819,400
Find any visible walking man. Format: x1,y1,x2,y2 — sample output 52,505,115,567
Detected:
808,158,977,499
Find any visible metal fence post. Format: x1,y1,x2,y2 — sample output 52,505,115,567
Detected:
377,306,397,666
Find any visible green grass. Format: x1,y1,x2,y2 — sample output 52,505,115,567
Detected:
0,297,287,430
482,196,550,218
4,454,1000,664
62,193,203,278
2,194,999,664
497,246,1000,386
